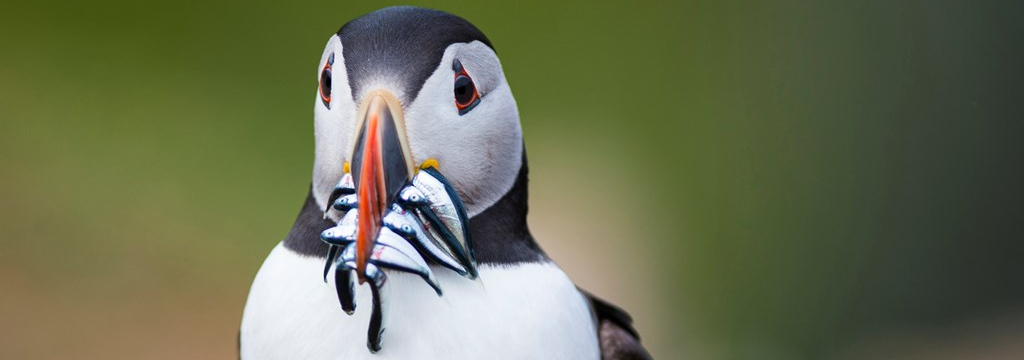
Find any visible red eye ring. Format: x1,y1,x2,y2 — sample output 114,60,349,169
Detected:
319,53,334,108
453,59,480,115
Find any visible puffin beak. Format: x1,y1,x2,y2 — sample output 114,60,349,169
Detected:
350,91,415,282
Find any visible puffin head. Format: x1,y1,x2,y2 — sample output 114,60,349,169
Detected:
311,6,523,233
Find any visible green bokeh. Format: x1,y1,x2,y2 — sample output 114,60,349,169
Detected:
1,1,1021,359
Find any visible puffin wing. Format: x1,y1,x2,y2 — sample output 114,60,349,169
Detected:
580,289,653,360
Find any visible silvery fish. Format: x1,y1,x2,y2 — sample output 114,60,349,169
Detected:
318,164,477,352
363,263,387,353
370,228,441,295
383,205,469,276
402,167,476,277
324,173,355,218
332,194,358,212
321,210,358,281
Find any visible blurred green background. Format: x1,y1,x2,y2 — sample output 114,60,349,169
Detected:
2,1,1022,359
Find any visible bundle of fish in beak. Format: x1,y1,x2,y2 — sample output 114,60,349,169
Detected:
318,95,475,352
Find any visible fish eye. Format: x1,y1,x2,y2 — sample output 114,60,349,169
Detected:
452,59,480,115
320,53,334,108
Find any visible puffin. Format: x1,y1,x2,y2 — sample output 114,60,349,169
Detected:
240,6,652,360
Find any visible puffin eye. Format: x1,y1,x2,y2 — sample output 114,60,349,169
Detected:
319,53,334,109
452,59,480,115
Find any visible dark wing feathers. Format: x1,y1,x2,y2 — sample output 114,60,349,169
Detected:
581,289,653,360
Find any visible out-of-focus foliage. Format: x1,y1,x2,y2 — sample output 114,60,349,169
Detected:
1,1,1022,359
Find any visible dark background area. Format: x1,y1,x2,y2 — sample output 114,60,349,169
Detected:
1,1,1022,359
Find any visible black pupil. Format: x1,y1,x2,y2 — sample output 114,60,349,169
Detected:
454,75,474,105
321,68,332,97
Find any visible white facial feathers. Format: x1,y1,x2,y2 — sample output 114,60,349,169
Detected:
312,39,523,219
404,41,522,217
313,35,358,216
